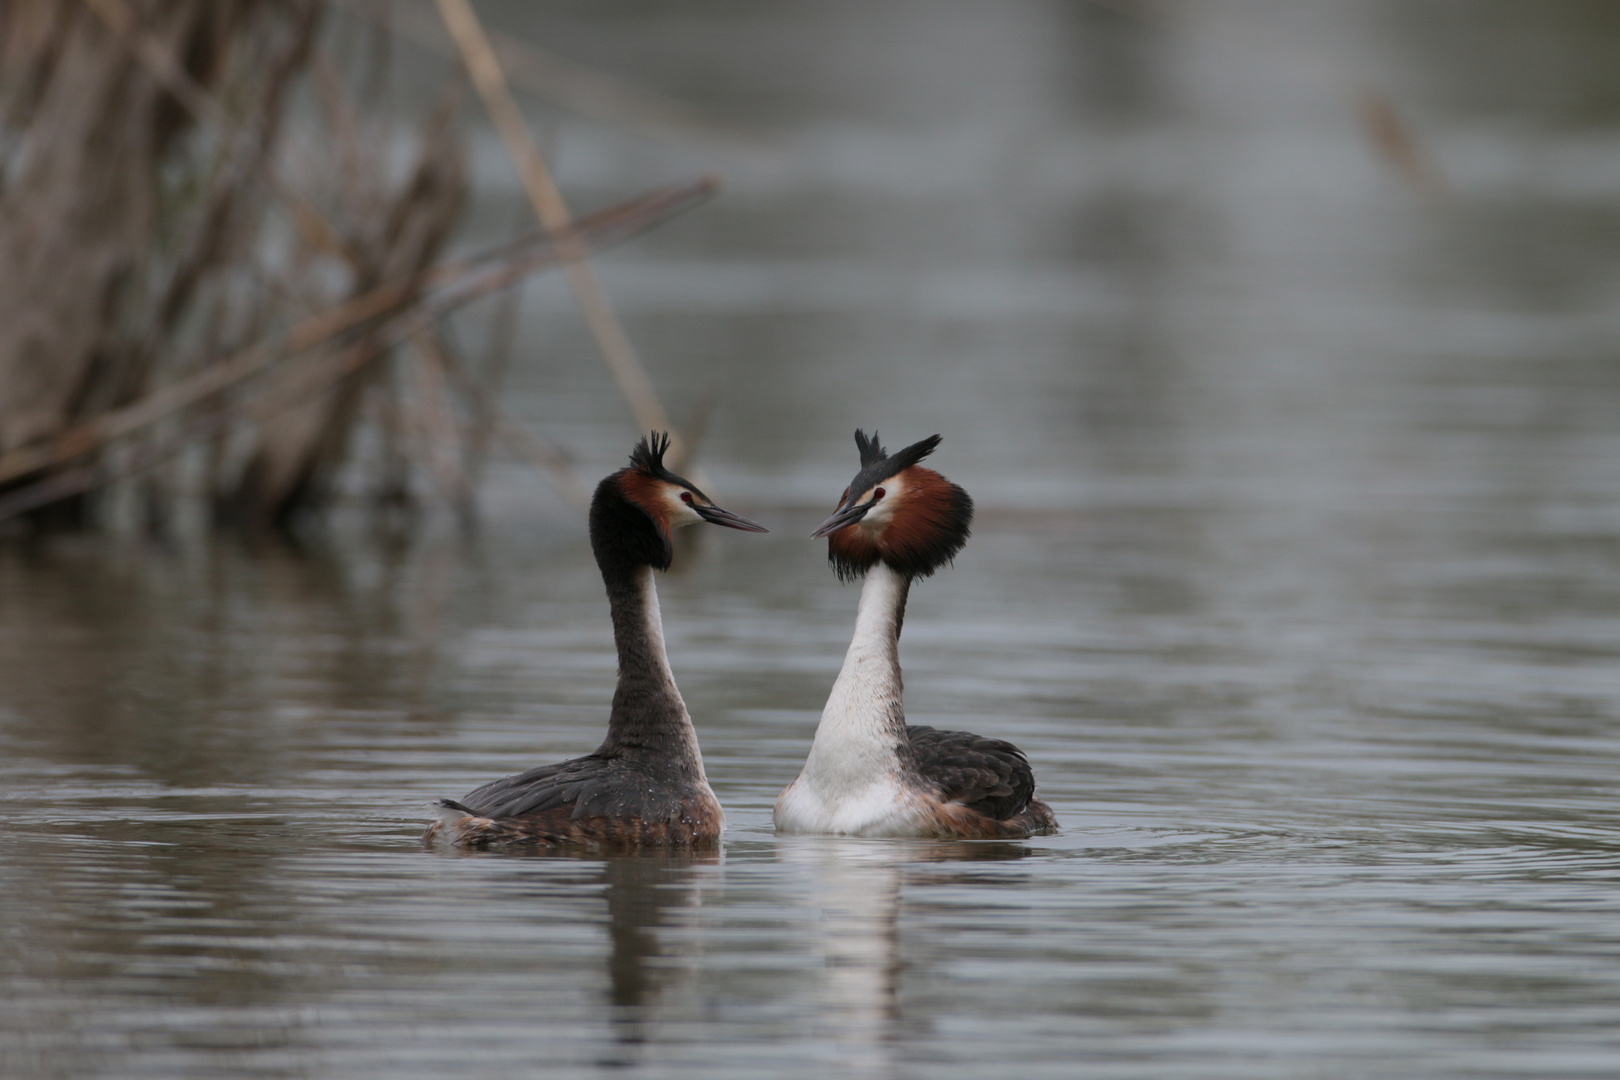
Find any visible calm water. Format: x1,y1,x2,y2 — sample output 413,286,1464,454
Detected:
5,2,1620,1077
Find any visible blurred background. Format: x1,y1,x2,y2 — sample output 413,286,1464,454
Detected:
2,2,1619,1078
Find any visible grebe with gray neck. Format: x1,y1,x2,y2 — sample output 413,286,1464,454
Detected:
775,431,1057,839
426,433,768,849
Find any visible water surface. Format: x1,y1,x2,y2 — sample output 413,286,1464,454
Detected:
4,2,1620,1077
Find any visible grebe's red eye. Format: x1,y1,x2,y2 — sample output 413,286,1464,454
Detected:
872,488,886,501
680,492,694,504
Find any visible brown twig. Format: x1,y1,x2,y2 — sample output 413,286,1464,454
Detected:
0,173,701,524
0,176,717,490
433,0,691,467
462,232,524,490
0,216,628,523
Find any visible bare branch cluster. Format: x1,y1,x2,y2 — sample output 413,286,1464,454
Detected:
0,1,718,538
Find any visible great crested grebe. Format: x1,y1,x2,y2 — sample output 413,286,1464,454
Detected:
775,431,1057,839
426,433,767,849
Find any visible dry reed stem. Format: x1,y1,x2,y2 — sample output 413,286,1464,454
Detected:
78,0,220,122
0,258,517,522
0,176,717,490
138,6,317,366
433,0,689,466
0,177,712,523
81,0,363,269
230,70,468,526
461,241,523,489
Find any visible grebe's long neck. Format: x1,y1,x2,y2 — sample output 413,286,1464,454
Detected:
595,564,705,775
797,562,913,784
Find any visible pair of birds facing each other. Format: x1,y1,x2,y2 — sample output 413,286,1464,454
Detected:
426,430,1056,849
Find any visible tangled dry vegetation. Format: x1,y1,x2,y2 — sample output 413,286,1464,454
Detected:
0,0,714,536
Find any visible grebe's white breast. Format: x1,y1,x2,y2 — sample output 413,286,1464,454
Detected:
775,771,933,837
775,565,934,837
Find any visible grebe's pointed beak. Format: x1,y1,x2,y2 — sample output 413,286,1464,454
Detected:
694,502,769,532
811,499,872,538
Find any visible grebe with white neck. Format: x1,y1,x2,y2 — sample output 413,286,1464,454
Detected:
426,433,767,849
775,431,1057,839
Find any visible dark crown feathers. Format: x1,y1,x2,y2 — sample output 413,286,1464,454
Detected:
629,432,673,477
850,430,942,488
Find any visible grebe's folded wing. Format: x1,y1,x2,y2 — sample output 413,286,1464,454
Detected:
905,725,1037,821
448,754,688,822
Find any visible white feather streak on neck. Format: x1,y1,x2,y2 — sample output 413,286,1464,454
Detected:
797,562,910,793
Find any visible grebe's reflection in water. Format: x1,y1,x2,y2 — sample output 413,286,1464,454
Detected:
472,847,719,1062
431,839,1035,1073
599,850,718,1041
777,838,1035,1077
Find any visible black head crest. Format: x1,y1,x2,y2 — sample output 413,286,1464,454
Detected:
629,432,673,478
854,430,887,469
846,430,941,499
